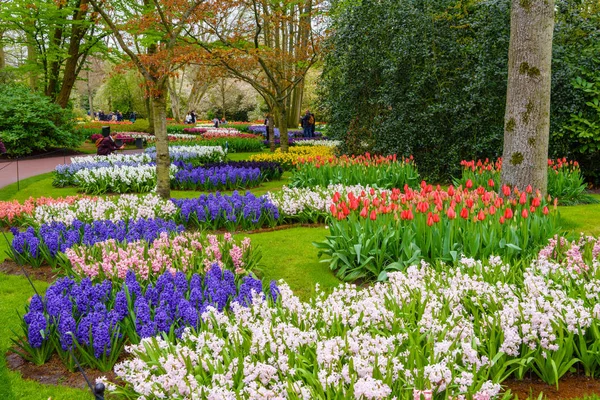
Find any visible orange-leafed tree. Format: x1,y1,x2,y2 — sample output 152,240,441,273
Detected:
88,0,208,198
191,0,327,151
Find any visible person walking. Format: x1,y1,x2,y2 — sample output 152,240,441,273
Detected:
212,117,220,128
309,111,316,137
96,130,124,156
190,110,197,124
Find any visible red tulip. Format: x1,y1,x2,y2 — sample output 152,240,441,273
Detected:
330,204,337,215
499,216,505,224
543,206,549,215
477,210,485,221
360,207,368,218
504,208,513,219
519,193,527,205
447,207,456,219
532,197,541,207
502,185,511,197
333,192,341,203
448,186,455,196
466,179,473,189
370,210,377,221
521,209,528,219
526,185,533,194
460,207,469,219
489,205,496,215
488,179,495,187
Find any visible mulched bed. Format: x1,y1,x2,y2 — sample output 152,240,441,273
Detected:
0,260,57,283
6,350,117,391
504,375,600,399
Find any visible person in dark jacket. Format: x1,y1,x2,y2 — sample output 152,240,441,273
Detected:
97,131,124,156
0,139,6,154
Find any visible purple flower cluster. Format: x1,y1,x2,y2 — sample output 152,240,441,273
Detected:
22,266,279,367
202,161,283,181
172,166,262,191
11,219,183,266
171,191,280,231
249,125,322,140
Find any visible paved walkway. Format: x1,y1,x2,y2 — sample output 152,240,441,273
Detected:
0,149,144,190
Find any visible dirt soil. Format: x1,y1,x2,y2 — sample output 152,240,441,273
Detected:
0,260,57,283
6,350,116,391
504,375,600,399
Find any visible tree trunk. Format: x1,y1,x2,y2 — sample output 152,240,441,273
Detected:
288,79,304,128
46,23,64,100
87,69,94,120
168,76,181,123
501,0,554,195
56,0,89,108
276,103,289,152
27,41,37,90
267,113,276,152
0,31,5,70
153,87,171,199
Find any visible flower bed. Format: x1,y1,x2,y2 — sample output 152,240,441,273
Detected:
267,184,378,223
0,196,93,228
74,164,179,194
316,183,560,281
107,253,600,398
200,161,284,181
249,146,335,170
172,165,262,191
167,136,265,152
144,145,226,165
14,266,278,372
291,154,420,189
182,127,207,134
10,218,183,268
32,194,177,227
456,157,596,205
171,191,280,231
65,232,259,281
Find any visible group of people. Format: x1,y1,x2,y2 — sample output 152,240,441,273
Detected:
301,110,317,138
184,111,197,124
212,117,227,127
93,110,137,123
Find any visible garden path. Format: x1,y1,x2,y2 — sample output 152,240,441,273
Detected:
0,149,144,189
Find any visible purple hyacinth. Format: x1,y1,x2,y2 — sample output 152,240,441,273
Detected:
269,280,281,303
57,312,77,351
235,275,264,306
24,311,47,348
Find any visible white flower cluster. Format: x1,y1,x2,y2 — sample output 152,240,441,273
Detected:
74,165,179,194
295,139,342,148
145,145,226,160
146,133,198,141
70,153,152,165
32,194,178,226
204,128,241,135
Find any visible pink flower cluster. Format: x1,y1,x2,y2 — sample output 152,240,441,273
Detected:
538,234,600,274
65,232,256,281
0,195,93,227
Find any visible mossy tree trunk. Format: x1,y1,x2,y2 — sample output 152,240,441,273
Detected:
501,0,555,195
152,85,171,198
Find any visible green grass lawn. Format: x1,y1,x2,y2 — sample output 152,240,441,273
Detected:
1,155,600,399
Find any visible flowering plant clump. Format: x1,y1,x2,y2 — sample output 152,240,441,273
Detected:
31,194,178,227
145,133,199,141
10,218,183,268
182,127,207,134
456,157,596,205
537,234,600,274
109,254,600,398
64,232,259,281
74,164,179,194
144,145,226,165
291,153,420,189
172,165,262,191
267,184,381,223
0,195,93,228
293,138,341,147
249,146,335,170
171,191,280,231
168,136,265,152
315,182,560,281
54,158,152,186
200,161,283,181
13,267,279,372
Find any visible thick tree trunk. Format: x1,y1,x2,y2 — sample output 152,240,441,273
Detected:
46,24,64,100
0,31,5,70
276,103,289,152
501,0,554,195
27,42,37,90
288,80,304,128
152,88,171,199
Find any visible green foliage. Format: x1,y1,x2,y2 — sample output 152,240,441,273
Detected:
0,84,84,156
321,0,600,183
